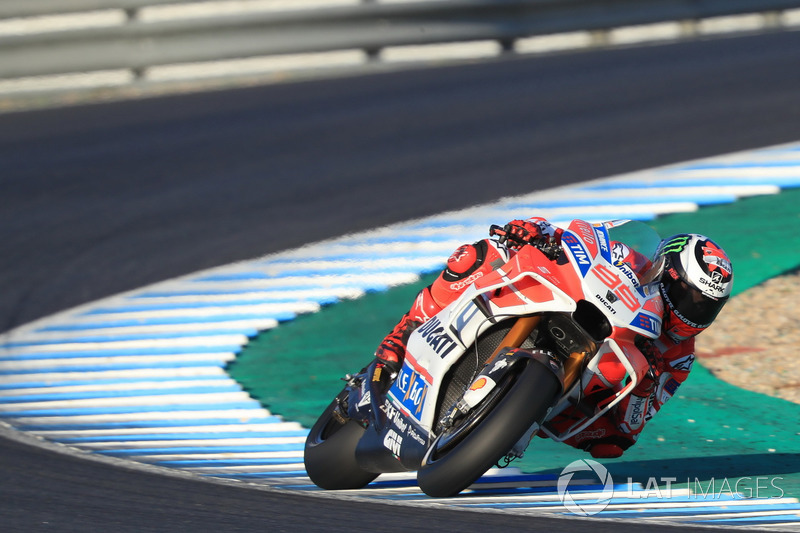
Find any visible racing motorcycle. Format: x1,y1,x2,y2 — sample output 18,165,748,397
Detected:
304,219,665,497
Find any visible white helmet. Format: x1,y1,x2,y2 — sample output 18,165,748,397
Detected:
657,234,733,342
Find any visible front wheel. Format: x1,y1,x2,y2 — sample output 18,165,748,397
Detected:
303,389,379,490
417,359,561,497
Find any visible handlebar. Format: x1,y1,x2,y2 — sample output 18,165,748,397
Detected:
489,224,562,260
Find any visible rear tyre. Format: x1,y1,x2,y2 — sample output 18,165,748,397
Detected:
417,360,560,497
303,390,379,490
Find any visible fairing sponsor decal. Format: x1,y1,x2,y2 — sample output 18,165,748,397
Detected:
390,364,430,418
415,316,459,358
562,233,592,277
632,312,661,336
593,224,612,263
383,429,403,456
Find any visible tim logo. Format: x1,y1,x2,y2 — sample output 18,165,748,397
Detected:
562,233,592,276
632,312,660,335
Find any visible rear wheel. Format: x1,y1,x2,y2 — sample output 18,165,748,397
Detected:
417,359,560,497
303,389,379,490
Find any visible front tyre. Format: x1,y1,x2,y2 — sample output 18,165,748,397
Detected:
303,390,379,490
417,360,560,497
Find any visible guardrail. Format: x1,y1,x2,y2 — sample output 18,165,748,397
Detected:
1,0,799,91
0,1,215,19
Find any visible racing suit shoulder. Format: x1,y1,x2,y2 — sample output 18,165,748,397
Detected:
429,238,510,307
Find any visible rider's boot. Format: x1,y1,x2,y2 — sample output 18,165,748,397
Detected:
372,312,421,389
337,285,440,425
373,285,442,392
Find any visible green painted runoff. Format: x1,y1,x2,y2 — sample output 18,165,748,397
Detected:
229,187,800,497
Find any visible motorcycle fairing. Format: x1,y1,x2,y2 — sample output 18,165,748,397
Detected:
560,223,663,340
355,394,432,473
402,246,577,431
387,351,432,421
373,218,666,460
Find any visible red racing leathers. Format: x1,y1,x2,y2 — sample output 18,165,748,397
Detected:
546,333,695,458
374,217,697,458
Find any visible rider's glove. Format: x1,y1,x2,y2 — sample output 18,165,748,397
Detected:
506,219,543,249
491,219,544,249
635,336,665,385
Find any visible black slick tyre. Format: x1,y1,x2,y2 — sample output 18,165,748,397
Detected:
303,391,379,490
417,360,560,497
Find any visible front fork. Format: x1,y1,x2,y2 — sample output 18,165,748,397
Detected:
443,314,596,454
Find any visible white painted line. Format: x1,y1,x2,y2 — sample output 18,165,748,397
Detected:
25,316,278,334
128,287,365,304
431,203,700,220
0,353,236,371
607,497,800,510
20,320,279,339
79,302,321,319
255,257,448,272
164,272,422,292
0,392,256,411
10,409,274,425
663,167,800,178
660,509,800,521
31,422,304,438
571,185,780,197
180,464,307,473
1,335,249,354
459,487,798,512
130,451,305,461
444,489,699,505
0,379,242,398
0,366,228,384
74,436,308,449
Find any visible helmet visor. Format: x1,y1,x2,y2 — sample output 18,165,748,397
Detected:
662,279,727,329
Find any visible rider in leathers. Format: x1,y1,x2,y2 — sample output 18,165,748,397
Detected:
372,217,734,459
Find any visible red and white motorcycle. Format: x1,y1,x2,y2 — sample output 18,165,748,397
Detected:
304,219,664,497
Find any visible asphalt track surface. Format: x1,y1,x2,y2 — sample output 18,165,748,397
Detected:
1,29,800,532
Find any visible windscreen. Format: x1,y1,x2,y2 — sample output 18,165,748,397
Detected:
603,219,665,285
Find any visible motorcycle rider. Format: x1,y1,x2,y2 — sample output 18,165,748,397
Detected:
372,217,734,459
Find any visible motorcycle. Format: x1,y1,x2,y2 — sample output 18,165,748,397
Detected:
304,219,665,497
